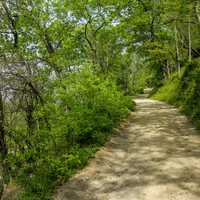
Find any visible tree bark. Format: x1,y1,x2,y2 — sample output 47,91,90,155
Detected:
195,1,200,24
166,60,171,79
174,24,181,78
188,16,192,62
0,92,8,200
0,93,7,162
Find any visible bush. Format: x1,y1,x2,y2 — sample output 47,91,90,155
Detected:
50,67,133,145
14,66,133,199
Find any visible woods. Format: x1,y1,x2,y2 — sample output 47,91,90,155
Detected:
0,0,200,199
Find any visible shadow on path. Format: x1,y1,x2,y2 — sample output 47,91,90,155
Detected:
54,97,200,200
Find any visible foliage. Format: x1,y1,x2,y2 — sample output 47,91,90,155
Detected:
16,146,98,200
152,61,200,128
5,67,133,199
0,1,136,198
1,0,200,199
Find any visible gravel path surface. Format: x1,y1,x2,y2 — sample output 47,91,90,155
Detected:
54,96,200,200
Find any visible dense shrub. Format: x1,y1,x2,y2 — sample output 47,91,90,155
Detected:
49,68,133,145
13,67,133,199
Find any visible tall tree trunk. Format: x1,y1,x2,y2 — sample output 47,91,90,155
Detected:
174,24,181,78
188,16,192,62
0,92,8,200
0,93,7,155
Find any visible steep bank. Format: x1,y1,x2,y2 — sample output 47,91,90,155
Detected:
152,62,200,128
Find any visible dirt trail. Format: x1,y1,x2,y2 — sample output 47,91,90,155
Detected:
54,96,200,200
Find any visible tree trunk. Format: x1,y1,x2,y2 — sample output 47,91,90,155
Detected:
188,16,192,62
174,24,181,78
195,1,200,24
0,177,3,200
25,102,35,136
0,92,8,200
166,60,171,79
0,93,7,162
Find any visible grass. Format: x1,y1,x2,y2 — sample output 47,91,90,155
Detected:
151,63,200,129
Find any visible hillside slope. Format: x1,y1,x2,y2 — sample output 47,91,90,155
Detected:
152,62,200,128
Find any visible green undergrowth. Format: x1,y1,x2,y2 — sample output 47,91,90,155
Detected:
10,67,134,200
152,61,200,128
16,145,98,200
